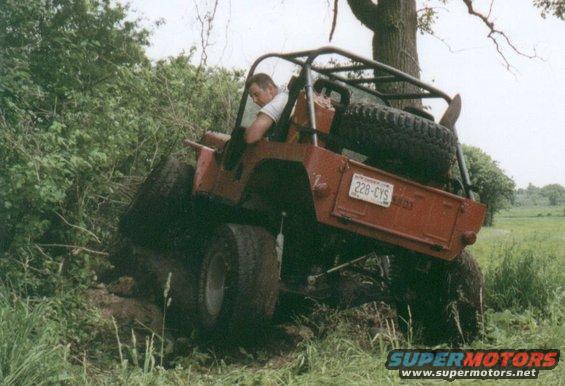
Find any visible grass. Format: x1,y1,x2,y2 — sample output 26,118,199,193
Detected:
1,205,563,384
0,293,74,385
498,205,565,218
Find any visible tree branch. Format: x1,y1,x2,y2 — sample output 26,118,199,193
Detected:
346,0,379,31
487,0,495,19
35,243,109,256
194,0,220,74
461,0,538,71
54,211,102,244
329,0,339,41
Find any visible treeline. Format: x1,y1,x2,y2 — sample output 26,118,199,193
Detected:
0,0,243,294
516,183,565,207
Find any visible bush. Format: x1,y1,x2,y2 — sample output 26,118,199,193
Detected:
0,0,243,296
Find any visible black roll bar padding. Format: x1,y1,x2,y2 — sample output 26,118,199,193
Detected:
222,126,247,171
305,46,452,102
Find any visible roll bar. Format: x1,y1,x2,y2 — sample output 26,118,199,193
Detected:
235,46,474,198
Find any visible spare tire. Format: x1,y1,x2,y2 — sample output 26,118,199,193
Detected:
332,103,457,182
119,156,194,250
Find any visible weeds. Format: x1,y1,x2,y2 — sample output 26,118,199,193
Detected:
0,291,73,385
485,240,561,314
0,207,563,384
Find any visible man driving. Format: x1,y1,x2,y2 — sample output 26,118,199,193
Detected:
244,73,288,144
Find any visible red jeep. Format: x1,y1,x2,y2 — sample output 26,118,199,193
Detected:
119,47,486,344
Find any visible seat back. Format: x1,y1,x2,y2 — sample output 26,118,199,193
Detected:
286,91,335,147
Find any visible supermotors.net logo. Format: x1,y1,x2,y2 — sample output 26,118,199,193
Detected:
386,349,560,381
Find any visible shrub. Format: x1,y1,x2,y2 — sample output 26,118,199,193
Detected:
0,0,243,296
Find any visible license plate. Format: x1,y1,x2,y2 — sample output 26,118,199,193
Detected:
348,173,394,208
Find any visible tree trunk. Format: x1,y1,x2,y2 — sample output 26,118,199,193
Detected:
347,0,422,108
484,209,494,226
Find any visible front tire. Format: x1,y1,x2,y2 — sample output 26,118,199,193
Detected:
197,224,279,341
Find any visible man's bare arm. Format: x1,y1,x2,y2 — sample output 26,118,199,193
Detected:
244,112,274,144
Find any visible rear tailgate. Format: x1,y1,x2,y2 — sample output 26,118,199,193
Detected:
330,160,486,260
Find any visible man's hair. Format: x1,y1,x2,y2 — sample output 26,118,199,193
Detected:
245,73,276,90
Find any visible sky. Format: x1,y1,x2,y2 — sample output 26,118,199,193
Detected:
119,0,565,188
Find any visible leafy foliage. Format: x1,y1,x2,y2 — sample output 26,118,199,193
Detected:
540,184,565,206
534,0,565,19
1,1,242,294
515,183,565,207
462,145,516,226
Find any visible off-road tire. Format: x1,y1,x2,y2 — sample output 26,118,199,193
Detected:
133,246,200,331
119,156,194,250
390,249,484,345
197,224,279,342
333,103,457,182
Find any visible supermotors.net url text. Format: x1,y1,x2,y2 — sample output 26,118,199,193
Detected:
400,368,538,380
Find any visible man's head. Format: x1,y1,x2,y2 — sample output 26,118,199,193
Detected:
246,73,278,108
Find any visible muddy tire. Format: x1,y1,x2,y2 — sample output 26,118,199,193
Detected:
332,103,457,182
390,249,484,345
197,224,279,341
133,247,200,330
119,157,194,250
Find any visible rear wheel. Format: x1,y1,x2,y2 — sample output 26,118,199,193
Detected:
390,249,484,344
197,224,280,341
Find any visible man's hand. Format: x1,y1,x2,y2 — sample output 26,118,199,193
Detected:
245,112,274,144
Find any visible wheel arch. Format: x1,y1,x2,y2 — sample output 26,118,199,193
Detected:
241,158,317,220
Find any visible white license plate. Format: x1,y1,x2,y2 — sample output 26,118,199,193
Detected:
348,173,394,208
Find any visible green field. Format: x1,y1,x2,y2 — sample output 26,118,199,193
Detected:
1,207,564,385
471,206,565,269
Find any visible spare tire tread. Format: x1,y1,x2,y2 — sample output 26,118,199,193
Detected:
332,103,457,182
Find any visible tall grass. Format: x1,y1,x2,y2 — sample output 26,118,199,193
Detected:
0,206,563,384
484,241,562,314
0,292,73,385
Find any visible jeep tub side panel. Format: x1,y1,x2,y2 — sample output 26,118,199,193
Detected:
192,140,486,260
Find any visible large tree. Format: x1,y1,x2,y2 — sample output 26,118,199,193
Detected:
345,0,421,107
341,0,564,106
